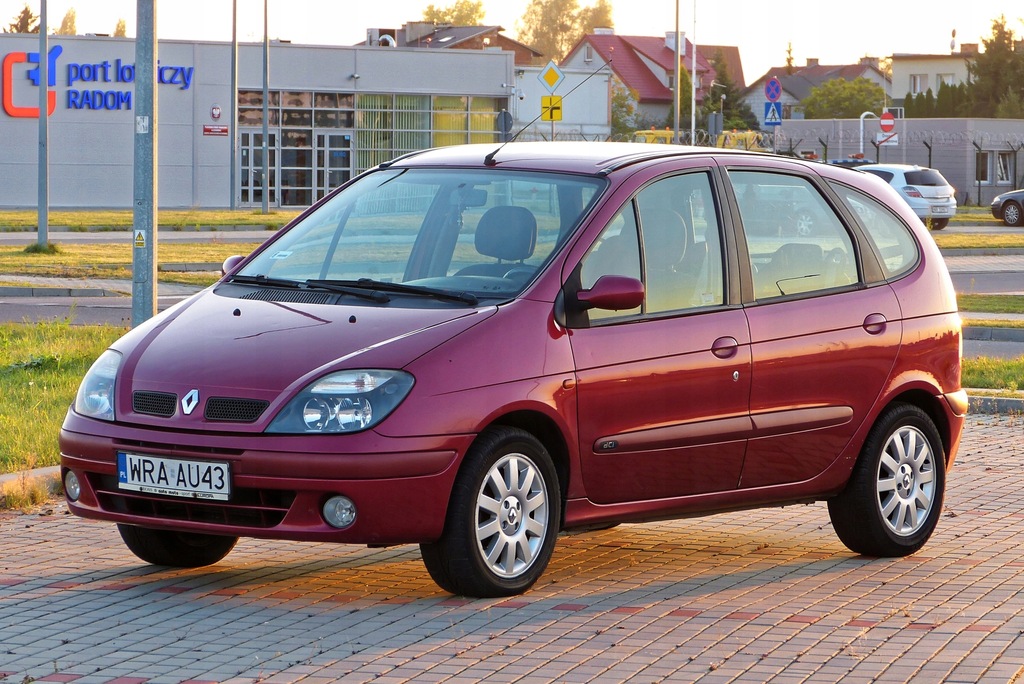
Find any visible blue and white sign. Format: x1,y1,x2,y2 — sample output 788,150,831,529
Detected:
764,101,782,126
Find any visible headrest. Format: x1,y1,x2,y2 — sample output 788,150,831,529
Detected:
475,206,537,261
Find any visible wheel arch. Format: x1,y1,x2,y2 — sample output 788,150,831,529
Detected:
484,410,571,524
883,389,955,463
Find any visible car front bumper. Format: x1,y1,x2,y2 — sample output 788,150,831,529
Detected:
59,410,467,546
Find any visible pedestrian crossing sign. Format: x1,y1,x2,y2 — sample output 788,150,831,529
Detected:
764,101,782,126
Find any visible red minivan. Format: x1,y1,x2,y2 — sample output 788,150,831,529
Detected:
60,142,967,597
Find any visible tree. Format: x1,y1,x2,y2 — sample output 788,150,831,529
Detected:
113,18,127,37
610,79,638,136
517,0,613,62
4,4,39,33
966,15,1024,117
801,77,885,119
423,1,485,25
56,8,76,36
701,49,758,130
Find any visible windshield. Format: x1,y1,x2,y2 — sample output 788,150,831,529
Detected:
237,167,606,302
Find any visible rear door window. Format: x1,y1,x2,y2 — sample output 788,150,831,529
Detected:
729,170,858,300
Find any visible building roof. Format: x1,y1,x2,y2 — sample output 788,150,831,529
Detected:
363,23,544,62
745,62,888,101
565,33,716,105
697,45,745,89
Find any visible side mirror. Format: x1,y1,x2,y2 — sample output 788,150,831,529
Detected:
221,255,246,276
576,275,644,311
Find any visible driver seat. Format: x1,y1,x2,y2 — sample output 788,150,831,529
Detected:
457,206,537,277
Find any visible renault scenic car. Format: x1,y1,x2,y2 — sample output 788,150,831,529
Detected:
61,142,967,597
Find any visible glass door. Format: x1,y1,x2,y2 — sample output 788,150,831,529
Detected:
239,130,278,207
316,132,353,201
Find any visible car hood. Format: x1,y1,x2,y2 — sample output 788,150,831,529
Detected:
113,288,487,427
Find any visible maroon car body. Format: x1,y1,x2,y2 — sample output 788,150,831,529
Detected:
60,142,967,597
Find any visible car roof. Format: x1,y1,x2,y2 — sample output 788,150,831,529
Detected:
859,163,927,172
383,141,782,175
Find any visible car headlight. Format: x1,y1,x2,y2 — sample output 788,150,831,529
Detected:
267,370,414,434
74,349,122,421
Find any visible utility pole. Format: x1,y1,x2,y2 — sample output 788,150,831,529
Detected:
37,0,48,249
132,0,158,326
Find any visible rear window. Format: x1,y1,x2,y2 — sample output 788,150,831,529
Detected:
862,169,894,183
904,169,948,186
831,182,919,279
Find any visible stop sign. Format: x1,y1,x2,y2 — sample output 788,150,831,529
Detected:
880,111,896,133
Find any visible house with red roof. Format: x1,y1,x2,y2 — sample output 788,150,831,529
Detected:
562,29,718,129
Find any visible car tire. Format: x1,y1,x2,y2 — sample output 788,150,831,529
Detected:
1002,201,1023,227
929,218,949,230
420,426,561,597
117,524,237,567
828,403,945,557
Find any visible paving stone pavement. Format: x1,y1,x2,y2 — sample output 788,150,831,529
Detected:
1,414,1023,684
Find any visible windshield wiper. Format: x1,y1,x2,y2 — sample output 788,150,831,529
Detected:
229,274,390,303
308,278,479,306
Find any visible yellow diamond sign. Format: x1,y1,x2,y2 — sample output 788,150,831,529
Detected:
538,61,565,93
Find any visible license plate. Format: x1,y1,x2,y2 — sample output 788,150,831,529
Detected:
117,452,231,501
931,207,949,215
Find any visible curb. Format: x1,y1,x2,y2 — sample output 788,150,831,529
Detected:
968,393,1024,414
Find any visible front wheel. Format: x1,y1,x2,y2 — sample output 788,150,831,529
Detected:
1002,201,1023,227
420,427,561,597
117,524,237,567
828,403,946,557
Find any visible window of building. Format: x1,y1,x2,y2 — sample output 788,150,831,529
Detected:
997,151,1014,185
239,89,505,207
976,151,991,184
938,73,956,87
910,74,928,95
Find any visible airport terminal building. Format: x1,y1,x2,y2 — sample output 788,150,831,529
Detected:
1,34,610,209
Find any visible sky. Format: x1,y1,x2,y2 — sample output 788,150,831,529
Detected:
1,0,1020,84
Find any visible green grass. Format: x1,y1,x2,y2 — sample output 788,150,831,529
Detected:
0,209,299,231
963,356,1024,391
0,243,255,286
0,321,125,474
958,294,1024,315
932,232,1024,249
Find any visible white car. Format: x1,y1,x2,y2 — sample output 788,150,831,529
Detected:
858,164,957,230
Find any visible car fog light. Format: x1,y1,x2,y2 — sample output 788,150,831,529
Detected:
323,495,356,529
64,470,81,502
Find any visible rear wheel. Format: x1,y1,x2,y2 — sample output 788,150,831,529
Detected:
117,524,237,567
828,403,945,557
929,218,949,230
1002,201,1022,227
420,427,560,597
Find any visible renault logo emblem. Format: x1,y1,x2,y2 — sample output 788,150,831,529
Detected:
181,389,200,415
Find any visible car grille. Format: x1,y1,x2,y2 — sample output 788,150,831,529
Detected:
132,391,269,423
133,391,177,418
205,397,269,423
241,289,336,304
91,473,294,528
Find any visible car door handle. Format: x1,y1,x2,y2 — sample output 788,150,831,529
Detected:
863,313,887,335
711,336,740,359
